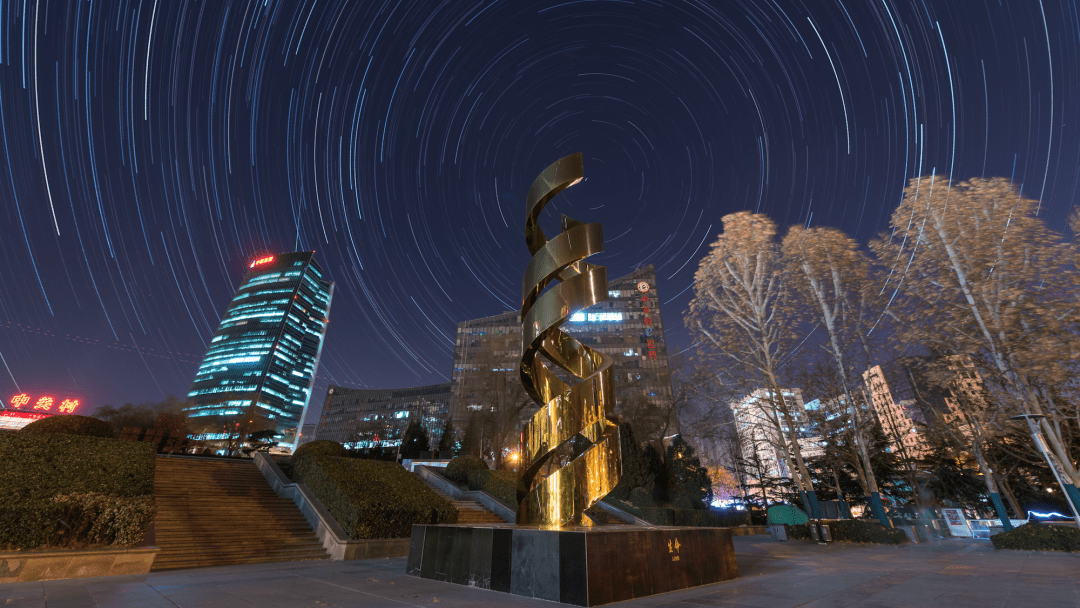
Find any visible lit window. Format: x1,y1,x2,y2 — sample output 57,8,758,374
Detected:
569,312,623,323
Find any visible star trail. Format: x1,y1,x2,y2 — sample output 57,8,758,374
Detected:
0,0,1077,421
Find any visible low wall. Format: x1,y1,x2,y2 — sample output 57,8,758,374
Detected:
0,547,158,583
728,526,768,536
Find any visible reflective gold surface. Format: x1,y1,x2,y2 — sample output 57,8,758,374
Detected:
516,152,622,527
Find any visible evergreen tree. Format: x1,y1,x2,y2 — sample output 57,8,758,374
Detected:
665,435,712,508
437,419,457,453
643,443,668,503
610,423,654,499
461,415,480,456
399,420,431,459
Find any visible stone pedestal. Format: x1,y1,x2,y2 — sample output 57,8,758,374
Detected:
406,524,739,606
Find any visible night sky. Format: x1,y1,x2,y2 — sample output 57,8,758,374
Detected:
1,0,1077,422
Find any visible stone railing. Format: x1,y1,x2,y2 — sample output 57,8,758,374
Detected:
253,453,408,560
414,465,516,523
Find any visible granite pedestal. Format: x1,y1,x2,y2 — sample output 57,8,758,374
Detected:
406,524,739,606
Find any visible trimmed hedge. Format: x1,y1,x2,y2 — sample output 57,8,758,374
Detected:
293,440,348,461
1,494,155,551
991,522,1080,552
789,520,908,544
636,507,750,527
444,455,488,484
0,434,156,501
21,415,115,438
0,434,156,550
294,455,457,538
467,469,517,507
629,487,655,508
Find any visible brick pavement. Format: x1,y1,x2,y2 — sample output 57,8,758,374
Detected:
1,535,1077,607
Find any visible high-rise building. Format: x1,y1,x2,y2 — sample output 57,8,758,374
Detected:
186,251,333,445
863,355,988,459
731,388,822,501
448,265,677,440
313,383,452,449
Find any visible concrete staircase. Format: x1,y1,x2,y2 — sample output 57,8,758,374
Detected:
152,456,328,571
414,474,507,524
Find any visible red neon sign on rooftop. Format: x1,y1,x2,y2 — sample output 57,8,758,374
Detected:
250,255,275,268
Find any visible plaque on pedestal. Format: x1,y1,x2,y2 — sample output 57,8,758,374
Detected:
406,524,739,606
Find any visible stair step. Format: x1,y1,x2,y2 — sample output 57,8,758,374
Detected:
152,456,329,570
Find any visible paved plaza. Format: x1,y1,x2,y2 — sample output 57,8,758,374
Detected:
2,535,1077,607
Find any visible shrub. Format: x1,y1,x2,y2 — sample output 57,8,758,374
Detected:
788,520,907,544
629,487,655,508
673,494,703,511
640,507,673,526
444,455,488,485
292,440,348,461
0,434,156,550
53,493,156,547
0,434,155,501
21,415,115,438
0,493,156,551
294,455,457,538
637,507,751,527
991,522,1080,552
467,469,517,507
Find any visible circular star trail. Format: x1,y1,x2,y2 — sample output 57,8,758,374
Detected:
1,0,1077,418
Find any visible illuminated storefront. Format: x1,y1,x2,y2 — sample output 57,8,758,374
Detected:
186,251,334,445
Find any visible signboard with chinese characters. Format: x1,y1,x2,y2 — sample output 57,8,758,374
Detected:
7,393,81,414
639,282,657,360
941,508,972,537
0,410,51,431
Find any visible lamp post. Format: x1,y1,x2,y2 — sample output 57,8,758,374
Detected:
1008,414,1080,526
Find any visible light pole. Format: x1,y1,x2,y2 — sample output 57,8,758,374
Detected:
1008,414,1080,526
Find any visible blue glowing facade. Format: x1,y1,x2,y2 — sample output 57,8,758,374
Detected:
186,251,333,443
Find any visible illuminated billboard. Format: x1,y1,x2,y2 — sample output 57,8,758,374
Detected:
0,410,51,431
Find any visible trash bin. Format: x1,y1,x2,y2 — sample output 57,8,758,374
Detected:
818,523,832,542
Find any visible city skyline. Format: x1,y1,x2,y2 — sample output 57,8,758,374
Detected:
1,1,1077,418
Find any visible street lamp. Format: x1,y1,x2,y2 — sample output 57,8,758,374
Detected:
1008,414,1080,526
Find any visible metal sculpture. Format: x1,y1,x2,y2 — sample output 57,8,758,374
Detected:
516,152,621,526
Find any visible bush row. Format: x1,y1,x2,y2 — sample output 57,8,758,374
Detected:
0,434,156,501
636,507,751,527
991,522,1080,552
788,520,908,544
466,469,517,507
445,455,488,485
293,454,457,539
1,493,155,551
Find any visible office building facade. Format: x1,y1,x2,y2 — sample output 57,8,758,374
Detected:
186,251,333,444
731,388,823,501
314,383,451,449
448,265,676,436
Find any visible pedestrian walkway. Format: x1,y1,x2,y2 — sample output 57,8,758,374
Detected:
2,535,1077,607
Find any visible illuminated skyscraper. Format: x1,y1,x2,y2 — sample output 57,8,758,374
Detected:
186,251,333,445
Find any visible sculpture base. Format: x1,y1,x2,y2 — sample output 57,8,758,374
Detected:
406,524,739,606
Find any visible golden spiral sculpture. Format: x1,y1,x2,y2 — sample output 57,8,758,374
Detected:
516,152,622,527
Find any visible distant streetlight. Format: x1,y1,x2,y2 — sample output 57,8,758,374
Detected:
1008,414,1080,525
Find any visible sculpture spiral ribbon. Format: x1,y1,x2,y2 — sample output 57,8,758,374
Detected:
516,153,621,527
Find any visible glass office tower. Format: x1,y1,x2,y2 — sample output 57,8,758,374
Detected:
186,251,333,445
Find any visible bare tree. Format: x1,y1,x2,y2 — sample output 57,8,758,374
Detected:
782,225,891,524
463,351,534,468
871,175,1080,522
687,212,821,517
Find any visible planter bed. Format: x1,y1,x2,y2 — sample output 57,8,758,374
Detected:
0,546,159,583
